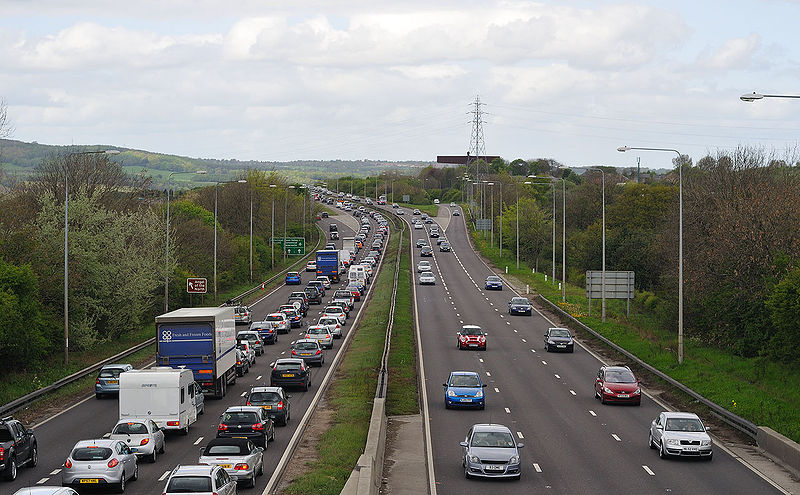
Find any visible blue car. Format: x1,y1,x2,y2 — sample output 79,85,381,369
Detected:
95,363,133,399
443,371,487,409
485,275,503,291
285,271,302,285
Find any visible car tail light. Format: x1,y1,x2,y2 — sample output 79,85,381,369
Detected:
108,458,119,468
252,423,264,431
277,401,284,410
237,360,242,365
96,378,101,384
234,463,250,470
315,350,322,355
167,421,179,426
246,401,251,406
218,423,228,431
291,350,298,355
139,438,150,446
65,459,72,468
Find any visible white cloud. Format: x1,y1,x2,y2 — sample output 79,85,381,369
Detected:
697,34,761,70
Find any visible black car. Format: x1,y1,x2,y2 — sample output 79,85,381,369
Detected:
304,285,323,305
287,297,308,317
246,386,292,426
217,406,275,448
270,358,312,391
0,417,37,481
329,223,338,232
508,297,533,316
250,321,278,344
429,230,440,238
420,246,433,257
321,212,329,218
330,231,339,240
544,327,574,352
439,242,451,252
416,239,428,248
235,348,250,376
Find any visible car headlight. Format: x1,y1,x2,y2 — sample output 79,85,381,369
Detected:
666,438,680,445
547,339,555,344
603,387,613,394
447,390,455,397
508,455,519,464
475,389,483,398
633,388,641,394
701,439,711,446
468,455,480,463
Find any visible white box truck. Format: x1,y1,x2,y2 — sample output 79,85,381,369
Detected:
342,237,356,255
156,307,237,399
119,367,200,434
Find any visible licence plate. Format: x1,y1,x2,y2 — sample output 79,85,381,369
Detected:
684,447,698,451
301,353,312,356
282,374,294,377
107,380,118,384
459,398,472,402
220,464,232,468
469,344,477,347
557,345,566,348
80,479,100,484
262,405,272,410
130,447,138,452
617,394,629,398
484,465,503,471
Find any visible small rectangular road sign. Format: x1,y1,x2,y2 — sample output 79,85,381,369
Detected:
187,278,207,294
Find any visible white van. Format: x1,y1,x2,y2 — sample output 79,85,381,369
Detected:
348,265,368,285
119,367,200,434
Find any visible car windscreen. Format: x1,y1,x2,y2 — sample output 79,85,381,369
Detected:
549,329,570,338
98,368,123,378
665,418,705,432
248,391,281,403
471,431,515,448
221,412,259,424
266,315,284,321
166,475,212,492
206,444,247,456
461,327,482,336
334,291,351,298
294,342,318,350
72,447,113,460
112,422,148,435
511,298,529,304
605,370,636,383
487,276,501,282
450,375,480,387
421,272,434,277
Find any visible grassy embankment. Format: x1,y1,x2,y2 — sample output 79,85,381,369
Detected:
285,219,402,495
464,213,800,443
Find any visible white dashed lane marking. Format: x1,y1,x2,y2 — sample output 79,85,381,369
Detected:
49,469,61,475
589,410,597,417
541,360,547,365
494,387,500,393
486,372,491,377
256,375,262,380
479,358,484,363
194,436,204,445
642,465,655,476
554,374,560,379
516,431,524,439
533,463,542,473
36,478,49,485
505,408,511,414
521,338,527,343
570,390,576,396
240,391,247,397
612,434,621,442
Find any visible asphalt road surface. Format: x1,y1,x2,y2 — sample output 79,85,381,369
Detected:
4,210,384,494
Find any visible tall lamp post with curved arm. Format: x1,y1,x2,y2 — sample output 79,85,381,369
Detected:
618,145,684,363
64,149,120,365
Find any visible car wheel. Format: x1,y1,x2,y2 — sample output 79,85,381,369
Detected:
118,472,126,493
649,432,656,449
705,452,713,461
4,456,17,481
131,463,138,481
659,441,669,459
150,448,157,463
160,440,166,454
246,473,256,488
600,394,607,405
28,443,38,467
464,466,471,479
258,457,264,476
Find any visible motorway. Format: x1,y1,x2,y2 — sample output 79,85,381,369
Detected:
4,210,383,494
392,204,783,494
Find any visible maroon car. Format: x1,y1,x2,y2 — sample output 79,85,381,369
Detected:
457,325,487,351
594,366,641,405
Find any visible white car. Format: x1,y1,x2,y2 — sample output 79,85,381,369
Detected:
322,306,347,325
417,261,432,273
363,257,376,267
360,262,373,276
315,276,331,289
305,325,334,349
163,465,236,495
419,271,436,285
318,317,343,338
450,202,456,207
649,412,713,460
414,223,423,229
108,419,166,463
306,260,317,272
434,199,440,204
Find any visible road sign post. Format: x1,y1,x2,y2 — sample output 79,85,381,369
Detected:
187,278,208,294
585,271,634,316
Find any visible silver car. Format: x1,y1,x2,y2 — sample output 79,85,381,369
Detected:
95,364,133,399
13,488,79,495
322,306,347,325
419,271,436,285
417,261,432,273
199,438,264,488
317,317,343,338
163,464,236,495
461,424,524,480
304,325,334,349
62,439,138,491
649,412,713,460
108,419,165,463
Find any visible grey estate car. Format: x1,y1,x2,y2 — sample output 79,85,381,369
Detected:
460,424,523,480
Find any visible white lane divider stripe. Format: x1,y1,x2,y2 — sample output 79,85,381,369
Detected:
533,463,542,473
554,374,560,379
570,390,576,396
516,431,524,439
256,375,262,380
541,360,547,365
240,391,247,397
642,465,655,476
49,469,61,475
36,478,49,485
159,470,171,481
194,436,204,445
479,358,484,363
521,338,527,343
589,410,597,417
505,407,511,414
486,372,491,377
494,387,500,393
612,434,621,442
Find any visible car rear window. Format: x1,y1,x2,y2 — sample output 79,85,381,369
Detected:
99,369,123,378
221,412,259,424
166,475,212,492
275,362,302,371
72,447,113,461
112,422,148,435
308,327,327,335
206,444,248,455
295,342,318,350
334,291,351,298
266,315,283,321
248,391,281,403
0,429,13,442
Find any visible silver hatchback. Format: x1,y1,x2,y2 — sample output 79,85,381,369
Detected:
108,419,165,463
199,438,264,488
62,439,138,491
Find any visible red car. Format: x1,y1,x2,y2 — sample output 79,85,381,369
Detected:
594,366,641,405
457,325,486,351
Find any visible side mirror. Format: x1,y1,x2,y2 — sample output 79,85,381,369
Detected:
517,443,525,448
459,441,468,447
655,424,663,430
102,432,111,439
442,383,448,387
287,394,293,399
705,426,711,431
199,447,205,455
257,447,265,452
482,384,487,388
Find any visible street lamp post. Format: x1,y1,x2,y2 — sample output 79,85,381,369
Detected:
618,145,683,363
285,185,296,261
488,183,494,248
530,175,567,302
269,184,277,269
498,182,503,257
299,185,308,249
64,149,120,365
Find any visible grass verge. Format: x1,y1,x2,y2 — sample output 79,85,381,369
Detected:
465,221,800,444
386,221,419,416
284,219,401,495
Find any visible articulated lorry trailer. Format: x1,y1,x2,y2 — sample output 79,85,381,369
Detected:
156,307,237,399
316,249,341,282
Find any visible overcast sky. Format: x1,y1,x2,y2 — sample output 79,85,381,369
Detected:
2,0,799,170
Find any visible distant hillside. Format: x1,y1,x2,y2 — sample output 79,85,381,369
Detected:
0,139,435,187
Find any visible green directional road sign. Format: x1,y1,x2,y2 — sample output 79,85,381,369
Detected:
272,237,305,255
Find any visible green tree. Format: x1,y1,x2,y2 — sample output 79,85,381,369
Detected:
765,267,800,363
0,257,50,371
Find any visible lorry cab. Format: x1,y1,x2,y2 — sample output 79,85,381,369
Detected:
119,367,199,434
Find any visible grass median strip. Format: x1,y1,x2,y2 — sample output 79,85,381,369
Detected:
284,222,400,495
466,222,800,444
